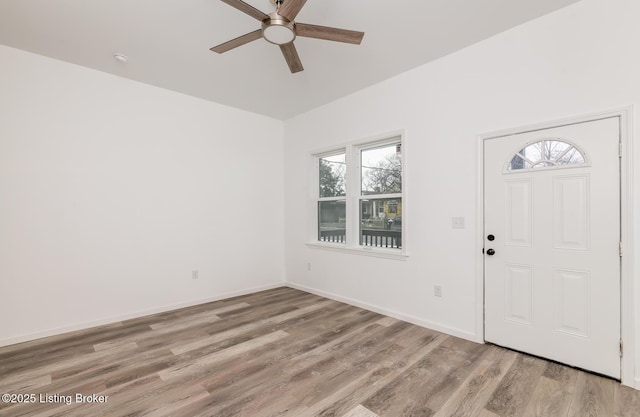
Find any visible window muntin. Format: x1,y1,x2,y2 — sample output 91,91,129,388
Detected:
314,137,404,252
508,139,587,172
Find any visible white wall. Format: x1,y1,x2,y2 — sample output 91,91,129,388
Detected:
283,0,640,386
0,45,285,346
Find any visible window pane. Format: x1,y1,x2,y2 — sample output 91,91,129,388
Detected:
319,153,346,198
361,143,402,195
556,147,585,165
318,200,346,243
360,198,402,249
510,154,527,170
508,140,586,171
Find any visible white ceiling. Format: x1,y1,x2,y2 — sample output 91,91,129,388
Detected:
0,0,580,120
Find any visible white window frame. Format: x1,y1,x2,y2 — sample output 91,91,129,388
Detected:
308,131,407,260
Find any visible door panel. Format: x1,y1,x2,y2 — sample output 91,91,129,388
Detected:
484,117,620,378
553,269,590,337
504,263,534,325
505,179,533,247
553,175,589,250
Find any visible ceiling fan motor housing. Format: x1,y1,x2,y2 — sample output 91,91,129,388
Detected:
262,13,296,45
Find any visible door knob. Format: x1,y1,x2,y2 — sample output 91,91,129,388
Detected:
486,249,495,255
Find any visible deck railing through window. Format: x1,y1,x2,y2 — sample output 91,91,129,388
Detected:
319,229,401,249
319,229,346,243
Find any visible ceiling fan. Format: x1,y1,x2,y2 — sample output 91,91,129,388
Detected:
211,0,365,73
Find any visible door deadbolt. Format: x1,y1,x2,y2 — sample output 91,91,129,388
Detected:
487,234,495,241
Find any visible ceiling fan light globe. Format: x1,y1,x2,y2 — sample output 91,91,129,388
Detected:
262,19,296,45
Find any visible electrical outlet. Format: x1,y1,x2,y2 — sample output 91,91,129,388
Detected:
434,285,442,297
192,270,199,280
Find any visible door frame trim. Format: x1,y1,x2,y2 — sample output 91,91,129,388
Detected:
475,107,635,387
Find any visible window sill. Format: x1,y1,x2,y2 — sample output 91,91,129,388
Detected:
306,242,408,260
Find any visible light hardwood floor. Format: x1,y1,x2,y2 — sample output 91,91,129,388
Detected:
1,287,639,417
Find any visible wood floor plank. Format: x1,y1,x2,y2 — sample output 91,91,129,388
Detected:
93,339,139,352
433,347,518,417
306,330,447,417
521,376,572,417
0,374,52,398
87,375,166,417
567,372,615,417
342,404,380,417
168,301,250,320
122,383,210,417
484,353,548,417
478,410,501,417
175,313,386,416
0,287,635,417
1,340,140,389
147,311,220,332
362,336,487,416
520,361,579,417
374,317,398,327
614,383,640,417
169,299,335,355
277,323,416,408
192,303,372,394
158,330,290,381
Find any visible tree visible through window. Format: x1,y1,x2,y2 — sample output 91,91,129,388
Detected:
319,154,346,198
508,139,587,171
361,144,402,195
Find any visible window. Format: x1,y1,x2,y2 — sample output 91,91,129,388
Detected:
314,135,404,254
318,152,346,243
507,139,587,172
359,143,402,248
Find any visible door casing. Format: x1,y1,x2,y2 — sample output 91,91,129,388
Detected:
475,107,636,388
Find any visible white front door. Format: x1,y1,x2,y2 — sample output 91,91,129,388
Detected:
484,117,621,379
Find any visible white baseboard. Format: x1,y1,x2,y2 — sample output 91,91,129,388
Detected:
0,282,285,348
287,282,482,343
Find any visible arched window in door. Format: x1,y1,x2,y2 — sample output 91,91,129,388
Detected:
506,139,588,172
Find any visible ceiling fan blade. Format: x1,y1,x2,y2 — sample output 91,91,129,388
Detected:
210,29,263,53
280,43,304,73
277,0,307,21
220,0,268,21
296,23,364,44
